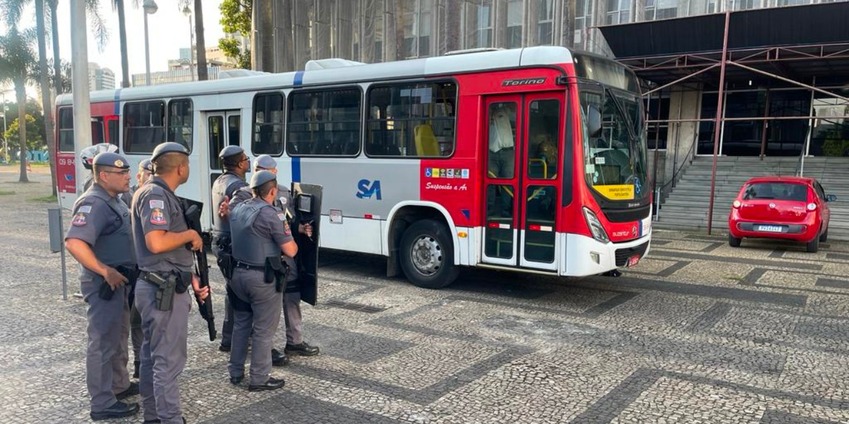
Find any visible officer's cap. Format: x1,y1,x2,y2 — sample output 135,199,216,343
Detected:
151,142,189,162
93,152,130,169
139,159,153,172
250,170,277,189
254,154,277,170
218,145,244,160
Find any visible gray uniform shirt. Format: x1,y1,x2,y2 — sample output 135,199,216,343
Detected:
65,184,136,283
131,177,193,273
230,198,294,265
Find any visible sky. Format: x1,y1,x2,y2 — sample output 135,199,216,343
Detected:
4,0,226,88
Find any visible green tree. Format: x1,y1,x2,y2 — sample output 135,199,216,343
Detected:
0,26,37,182
219,0,252,69
4,113,45,153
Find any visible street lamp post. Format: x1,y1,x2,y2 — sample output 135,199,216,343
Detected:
182,6,196,81
143,0,159,86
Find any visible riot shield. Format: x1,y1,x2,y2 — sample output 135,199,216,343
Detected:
291,183,322,306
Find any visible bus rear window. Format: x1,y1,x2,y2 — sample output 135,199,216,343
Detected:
58,107,74,152
366,81,456,158
287,88,361,156
123,101,166,154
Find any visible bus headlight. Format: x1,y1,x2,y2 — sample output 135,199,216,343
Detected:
583,207,609,244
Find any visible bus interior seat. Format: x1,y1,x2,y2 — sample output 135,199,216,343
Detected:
415,123,440,156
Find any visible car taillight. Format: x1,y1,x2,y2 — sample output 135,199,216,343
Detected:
732,200,741,209
807,203,817,211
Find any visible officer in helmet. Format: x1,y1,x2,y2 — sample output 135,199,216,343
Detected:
210,145,250,352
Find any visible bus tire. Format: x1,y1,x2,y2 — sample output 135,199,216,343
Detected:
399,220,459,289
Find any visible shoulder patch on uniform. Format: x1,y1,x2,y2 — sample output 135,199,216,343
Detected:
72,212,87,226
150,208,167,225
277,212,286,221
149,199,165,209
283,220,292,236
78,205,92,214
278,196,287,206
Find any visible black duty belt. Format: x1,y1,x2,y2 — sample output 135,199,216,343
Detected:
234,261,265,271
139,271,165,285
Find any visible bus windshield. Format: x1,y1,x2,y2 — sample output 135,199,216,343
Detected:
580,85,649,203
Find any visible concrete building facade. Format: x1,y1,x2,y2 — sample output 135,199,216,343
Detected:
88,63,115,92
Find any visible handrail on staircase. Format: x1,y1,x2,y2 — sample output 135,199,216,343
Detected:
653,137,699,220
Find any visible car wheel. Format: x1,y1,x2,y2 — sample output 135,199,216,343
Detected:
728,233,742,248
399,220,459,289
806,234,820,253
820,226,829,243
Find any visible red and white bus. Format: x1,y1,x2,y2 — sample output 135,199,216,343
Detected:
55,46,651,288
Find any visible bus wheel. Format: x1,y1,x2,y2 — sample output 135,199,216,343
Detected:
400,220,459,289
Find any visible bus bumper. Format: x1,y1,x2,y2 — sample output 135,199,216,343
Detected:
561,232,652,277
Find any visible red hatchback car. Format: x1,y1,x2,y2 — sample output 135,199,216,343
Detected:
728,176,836,252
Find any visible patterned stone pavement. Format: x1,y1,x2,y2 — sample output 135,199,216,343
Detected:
3,168,849,423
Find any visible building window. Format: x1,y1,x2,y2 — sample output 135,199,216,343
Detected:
401,0,433,58
123,101,166,154
366,81,457,158
506,0,523,48
287,88,361,156
707,0,717,13
645,0,678,20
252,92,285,156
575,0,593,45
58,107,74,152
606,0,631,24
777,0,809,5
464,0,494,49
537,0,555,45
730,0,758,10
167,99,193,151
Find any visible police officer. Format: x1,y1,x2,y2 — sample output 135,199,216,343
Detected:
211,146,250,353
123,157,152,379
253,155,320,358
65,152,139,421
228,170,297,391
131,142,208,424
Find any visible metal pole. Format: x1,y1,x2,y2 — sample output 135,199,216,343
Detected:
188,13,196,81
71,0,93,194
706,9,731,236
1,92,6,163
59,208,68,300
144,12,151,85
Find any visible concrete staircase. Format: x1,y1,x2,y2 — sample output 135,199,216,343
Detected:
656,156,849,241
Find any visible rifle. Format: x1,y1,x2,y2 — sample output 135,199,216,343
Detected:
181,198,217,341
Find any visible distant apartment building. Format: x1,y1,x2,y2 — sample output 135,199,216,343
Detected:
88,63,115,91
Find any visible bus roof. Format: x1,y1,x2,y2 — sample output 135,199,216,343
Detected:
56,46,584,106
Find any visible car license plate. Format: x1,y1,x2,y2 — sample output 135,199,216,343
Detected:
757,225,783,233
626,255,641,267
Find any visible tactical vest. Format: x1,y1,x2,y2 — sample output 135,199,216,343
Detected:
211,172,245,237
74,185,135,280
230,199,282,266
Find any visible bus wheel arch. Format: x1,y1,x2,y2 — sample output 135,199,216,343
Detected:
387,205,459,289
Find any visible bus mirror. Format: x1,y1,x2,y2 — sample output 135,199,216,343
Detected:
587,105,602,138
297,193,313,214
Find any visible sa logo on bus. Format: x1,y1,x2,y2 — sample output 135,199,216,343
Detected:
356,179,382,200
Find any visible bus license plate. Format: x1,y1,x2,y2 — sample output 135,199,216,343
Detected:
757,225,783,233
626,255,641,267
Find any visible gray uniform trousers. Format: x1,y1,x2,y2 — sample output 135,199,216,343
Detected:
228,268,282,385
283,292,303,345
136,279,191,424
131,304,143,365
82,279,129,411
113,291,131,392
212,244,235,348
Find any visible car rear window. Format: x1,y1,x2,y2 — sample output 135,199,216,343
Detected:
743,182,808,201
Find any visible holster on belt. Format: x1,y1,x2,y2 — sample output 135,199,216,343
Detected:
97,265,140,301
144,271,176,311
215,237,235,280
264,256,289,292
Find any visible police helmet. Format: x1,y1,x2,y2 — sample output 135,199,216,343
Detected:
80,143,119,170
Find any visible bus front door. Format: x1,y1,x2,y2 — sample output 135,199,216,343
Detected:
481,93,563,272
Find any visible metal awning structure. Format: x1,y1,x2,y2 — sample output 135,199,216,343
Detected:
599,2,849,89
598,2,849,234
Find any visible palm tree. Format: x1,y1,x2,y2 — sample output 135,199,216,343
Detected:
181,0,208,80
0,26,37,183
34,0,58,195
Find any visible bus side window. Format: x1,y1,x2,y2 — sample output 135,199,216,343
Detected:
287,88,360,157
124,101,166,154
253,92,284,156
366,81,457,158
